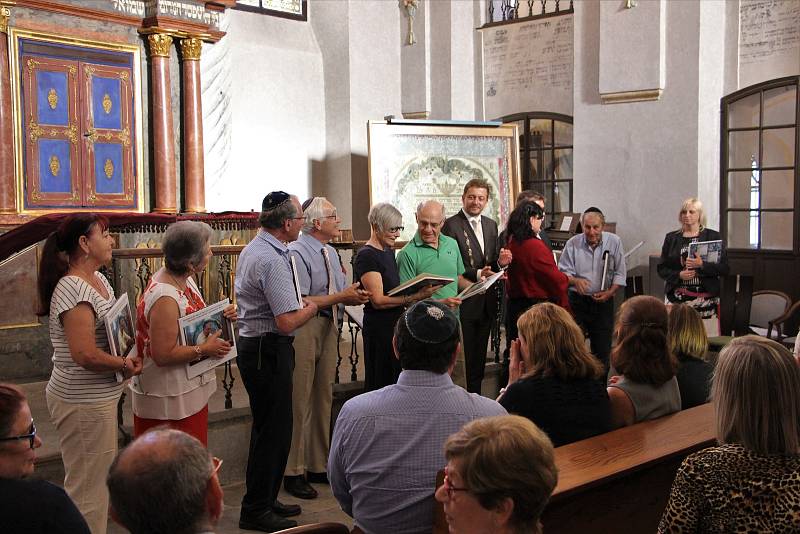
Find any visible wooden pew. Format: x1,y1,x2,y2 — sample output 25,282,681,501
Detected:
542,403,715,533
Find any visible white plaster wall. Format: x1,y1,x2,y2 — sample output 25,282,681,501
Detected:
216,10,325,212
573,0,703,270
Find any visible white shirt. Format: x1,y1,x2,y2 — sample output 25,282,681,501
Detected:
462,209,484,254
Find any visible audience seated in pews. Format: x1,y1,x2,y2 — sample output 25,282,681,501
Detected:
667,303,713,409
328,299,506,534
607,296,681,428
497,302,611,446
659,336,800,533
435,415,558,534
107,428,224,534
0,383,90,534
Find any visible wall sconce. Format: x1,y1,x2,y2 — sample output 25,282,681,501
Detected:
625,0,638,8
403,0,418,45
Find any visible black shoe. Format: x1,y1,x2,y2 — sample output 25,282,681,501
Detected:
239,510,297,532
307,471,329,484
283,475,318,499
271,500,301,517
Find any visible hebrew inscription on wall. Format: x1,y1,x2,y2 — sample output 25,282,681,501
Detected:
739,0,800,88
480,15,573,120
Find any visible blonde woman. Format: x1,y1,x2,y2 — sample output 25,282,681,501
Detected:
659,336,800,532
668,304,713,409
498,302,610,446
657,198,729,335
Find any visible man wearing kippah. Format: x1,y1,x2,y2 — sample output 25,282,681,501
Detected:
558,207,627,369
396,200,473,388
329,300,506,534
235,191,320,532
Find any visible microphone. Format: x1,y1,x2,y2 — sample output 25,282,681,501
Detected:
600,250,610,291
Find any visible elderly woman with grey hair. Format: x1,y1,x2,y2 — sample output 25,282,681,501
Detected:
131,221,236,445
355,203,438,391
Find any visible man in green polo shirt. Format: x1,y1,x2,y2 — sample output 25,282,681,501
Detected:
397,200,471,388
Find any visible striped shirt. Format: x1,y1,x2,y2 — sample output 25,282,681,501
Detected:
235,230,301,337
46,274,124,403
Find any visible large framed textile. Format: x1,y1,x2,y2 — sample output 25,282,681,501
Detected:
367,121,521,242
10,29,144,213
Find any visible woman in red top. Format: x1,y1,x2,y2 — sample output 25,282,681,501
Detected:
504,201,570,344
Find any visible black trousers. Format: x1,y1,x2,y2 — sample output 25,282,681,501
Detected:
362,315,401,393
238,334,295,514
460,311,493,394
568,293,614,369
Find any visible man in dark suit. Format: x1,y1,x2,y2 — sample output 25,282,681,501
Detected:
442,178,511,393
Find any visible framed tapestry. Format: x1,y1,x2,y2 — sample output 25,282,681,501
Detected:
10,29,144,214
367,121,521,242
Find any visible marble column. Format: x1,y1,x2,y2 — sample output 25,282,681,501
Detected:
147,33,177,213
179,37,205,213
0,5,16,213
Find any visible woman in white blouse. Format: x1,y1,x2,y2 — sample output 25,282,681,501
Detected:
37,213,143,534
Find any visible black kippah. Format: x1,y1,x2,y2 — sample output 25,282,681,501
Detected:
403,300,459,344
262,191,290,212
583,206,603,216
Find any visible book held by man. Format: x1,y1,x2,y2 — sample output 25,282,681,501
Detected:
388,273,453,296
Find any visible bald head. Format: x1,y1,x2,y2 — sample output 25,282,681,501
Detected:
415,200,445,246
108,429,221,534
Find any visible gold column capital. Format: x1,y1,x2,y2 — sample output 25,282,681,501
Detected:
147,33,173,58
179,37,202,61
0,5,12,35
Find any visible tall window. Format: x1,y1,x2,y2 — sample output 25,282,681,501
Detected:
722,77,798,251
499,112,573,226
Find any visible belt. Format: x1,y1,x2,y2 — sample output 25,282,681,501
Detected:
316,309,332,318
241,332,294,343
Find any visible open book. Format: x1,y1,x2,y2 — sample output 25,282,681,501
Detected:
387,273,453,296
688,240,723,264
457,270,505,301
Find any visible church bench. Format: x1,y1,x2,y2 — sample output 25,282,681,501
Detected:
541,403,715,533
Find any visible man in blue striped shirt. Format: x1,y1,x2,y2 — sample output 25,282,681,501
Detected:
235,191,319,532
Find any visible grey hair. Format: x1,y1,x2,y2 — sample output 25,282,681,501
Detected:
259,196,299,230
107,429,213,534
416,200,445,218
163,221,212,275
368,203,403,232
302,197,330,233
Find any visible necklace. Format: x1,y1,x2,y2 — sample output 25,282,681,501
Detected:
165,270,188,293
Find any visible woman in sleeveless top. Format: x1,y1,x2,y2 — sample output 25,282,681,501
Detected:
607,296,681,428
38,213,144,534
132,221,235,445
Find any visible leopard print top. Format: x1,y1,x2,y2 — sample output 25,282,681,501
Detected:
658,443,800,533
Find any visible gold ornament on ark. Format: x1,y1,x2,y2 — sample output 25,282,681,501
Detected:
49,155,60,177
0,6,11,35
102,93,112,114
104,159,114,179
47,88,58,110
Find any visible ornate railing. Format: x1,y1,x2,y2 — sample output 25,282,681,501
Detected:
487,0,573,24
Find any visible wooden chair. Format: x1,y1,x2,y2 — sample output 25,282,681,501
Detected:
274,523,350,534
748,290,791,339
767,300,800,350
624,275,644,299
712,274,754,351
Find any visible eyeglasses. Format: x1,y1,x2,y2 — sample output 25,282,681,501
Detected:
442,466,469,499
388,226,404,233
0,420,36,449
320,210,339,220
210,456,223,479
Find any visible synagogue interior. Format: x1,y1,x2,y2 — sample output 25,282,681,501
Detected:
0,0,799,533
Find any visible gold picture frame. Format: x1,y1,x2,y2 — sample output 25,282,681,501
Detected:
367,121,521,242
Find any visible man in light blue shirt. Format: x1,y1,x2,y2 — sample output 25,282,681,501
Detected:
329,300,506,534
283,197,370,500
235,191,319,532
558,207,627,368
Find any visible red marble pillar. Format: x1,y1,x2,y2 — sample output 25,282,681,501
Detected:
0,6,16,213
147,33,177,213
179,37,205,213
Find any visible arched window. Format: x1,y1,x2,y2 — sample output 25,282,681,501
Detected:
499,112,573,224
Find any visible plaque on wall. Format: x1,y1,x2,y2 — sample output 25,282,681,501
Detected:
10,29,144,214
0,244,40,330
233,0,307,21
